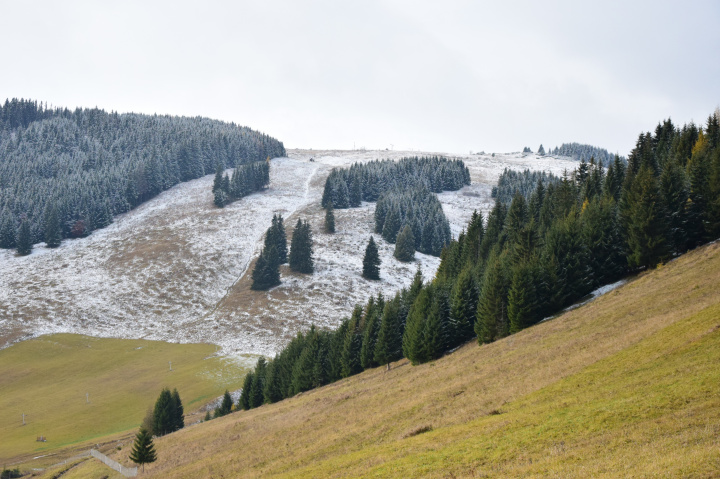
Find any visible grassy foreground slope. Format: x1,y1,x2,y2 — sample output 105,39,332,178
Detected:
0,335,251,466
135,242,719,478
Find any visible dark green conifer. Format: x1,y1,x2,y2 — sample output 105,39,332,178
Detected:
475,258,508,343
152,388,174,436
239,372,254,410
624,165,670,268
362,236,381,280
170,388,184,431
0,212,16,249
251,245,281,290
249,358,266,408
325,202,336,233
218,389,233,416
340,305,364,377
16,218,32,256
393,224,415,262
402,286,434,364
360,295,383,369
44,205,61,248
212,163,223,193
129,427,157,472
289,219,314,274
449,267,479,346
373,294,403,368
507,263,538,334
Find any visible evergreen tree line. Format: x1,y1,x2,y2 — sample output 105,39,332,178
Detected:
212,160,270,207
238,110,720,410
550,142,626,167
251,215,314,290
142,387,184,437
491,168,560,205
321,156,470,209
374,187,451,256
238,269,424,410
0,99,285,252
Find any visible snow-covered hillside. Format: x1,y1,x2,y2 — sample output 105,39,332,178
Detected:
0,150,577,356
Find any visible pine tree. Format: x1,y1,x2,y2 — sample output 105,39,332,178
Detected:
393,224,415,262
249,357,267,408
251,245,281,290
475,258,508,343
214,188,228,208
424,287,450,361
381,209,401,243
212,163,223,193
325,202,336,233
129,427,157,472
360,296,382,369
624,165,670,269
0,212,16,249
373,295,403,368
170,389,184,431
449,267,479,346
402,286,433,364
218,390,233,416
289,219,314,274
44,205,61,248
507,263,538,334
239,372,254,410
16,218,32,256
362,236,381,280
152,388,174,436
275,215,288,263
341,305,364,377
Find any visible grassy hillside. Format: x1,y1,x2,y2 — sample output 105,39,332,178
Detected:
105,241,720,478
0,335,253,467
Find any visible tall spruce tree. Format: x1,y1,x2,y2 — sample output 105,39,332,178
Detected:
44,205,61,248
341,305,364,377
325,202,336,233
373,294,403,369
239,372,254,410
0,212,16,249
289,219,314,274
507,262,538,334
402,285,434,364
362,236,381,280
449,267,479,346
360,295,383,369
129,427,157,472
170,389,184,431
393,224,415,262
16,218,32,256
152,388,174,436
624,165,670,269
475,257,508,343
251,245,281,290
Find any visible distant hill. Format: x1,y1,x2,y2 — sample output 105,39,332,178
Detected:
0,98,285,247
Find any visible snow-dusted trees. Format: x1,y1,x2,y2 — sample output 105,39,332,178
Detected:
213,160,271,208
550,142,625,167
491,168,559,205
0,98,285,248
375,188,451,256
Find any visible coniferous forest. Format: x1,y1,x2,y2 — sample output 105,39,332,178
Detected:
491,168,560,205
0,98,285,251
321,156,469,257
549,142,626,167
239,111,720,410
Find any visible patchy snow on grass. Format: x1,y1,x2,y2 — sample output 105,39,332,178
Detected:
0,149,577,356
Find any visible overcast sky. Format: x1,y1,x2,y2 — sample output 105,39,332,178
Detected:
1,0,718,155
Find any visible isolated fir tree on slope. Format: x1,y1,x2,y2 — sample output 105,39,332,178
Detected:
16,218,32,256
362,236,381,280
129,427,157,472
265,214,288,264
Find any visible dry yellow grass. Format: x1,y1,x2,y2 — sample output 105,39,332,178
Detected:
127,241,720,478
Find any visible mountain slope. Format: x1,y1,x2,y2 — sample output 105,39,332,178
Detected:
107,241,720,477
0,150,577,356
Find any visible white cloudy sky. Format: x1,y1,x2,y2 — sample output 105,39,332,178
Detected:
1,0,718,155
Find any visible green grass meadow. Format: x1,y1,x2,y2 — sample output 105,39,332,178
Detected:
0,334,253,466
